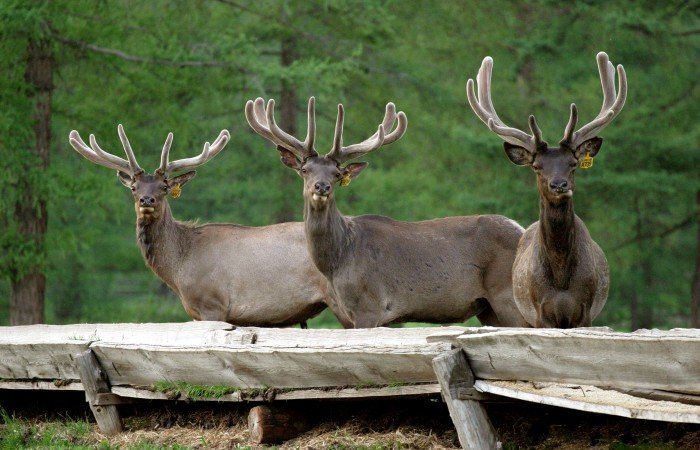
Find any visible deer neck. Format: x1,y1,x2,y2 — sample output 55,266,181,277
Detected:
538,194,577,289
303,196,351,277
135,201,185,288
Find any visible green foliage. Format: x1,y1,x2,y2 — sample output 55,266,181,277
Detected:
0,0,697,329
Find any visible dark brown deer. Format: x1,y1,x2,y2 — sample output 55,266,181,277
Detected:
68,125,348,327
467,52,627,327
246,97,529,328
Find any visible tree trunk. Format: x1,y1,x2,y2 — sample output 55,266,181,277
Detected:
691,190,700,328
275,34,298,223
10,39,53,325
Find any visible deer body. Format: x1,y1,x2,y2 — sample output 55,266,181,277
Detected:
246,97,529,328
467,52,626,327
513,198,608,327
135,201,329,325
305,200,526,327
69,126,342,327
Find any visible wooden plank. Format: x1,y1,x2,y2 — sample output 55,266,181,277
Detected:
0,380,83,391
0,322,233,381
0,321,233,345
609,388,700,406
91,327,453,389
432,349,499,450
475,380,700,424
111,384,441,402
453,328,700,394
426,326,613,345
75,350,122,435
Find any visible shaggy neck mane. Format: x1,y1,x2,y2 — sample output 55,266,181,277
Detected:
538,195,577,289
303,196,351,276
136,201,193,287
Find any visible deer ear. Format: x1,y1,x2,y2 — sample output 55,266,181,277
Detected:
342,162,369,180
574,137,603,159
117,171,133,187
277,146,301,170
503,142,534,166
168,170,197,188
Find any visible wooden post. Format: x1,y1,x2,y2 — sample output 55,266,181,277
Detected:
433,349,499,450
75,350,122,435
248,405,312,444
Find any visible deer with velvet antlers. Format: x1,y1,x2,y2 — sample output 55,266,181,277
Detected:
68,125,347,327
246,97,529,328
467,52,627,327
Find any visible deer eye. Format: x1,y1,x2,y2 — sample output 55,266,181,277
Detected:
335,172,342,178
532,164,541,172
300,168,308,174
130,186,136,192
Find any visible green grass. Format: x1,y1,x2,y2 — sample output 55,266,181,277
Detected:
152,381,280,400
152,381,240,399
0,407,94,449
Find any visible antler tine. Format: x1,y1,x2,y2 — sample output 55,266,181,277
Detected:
265,99,317,159
244,97,277,144
157,132,174,174
304,97,316,150
325,101,399,164
467,57,539,151
560,104,578,144
565,52,628,147
329,103,345,159
245,97,318,160
164,129,230,174
364,102,407,146
117,124,143,174
68,130,132,173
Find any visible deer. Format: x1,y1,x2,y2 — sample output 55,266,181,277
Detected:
68,125,351,328
466,52,627,327
245,96,530,328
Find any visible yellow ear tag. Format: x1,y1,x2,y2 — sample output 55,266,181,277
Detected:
340,174,352,187
579,152,594,169
170,183,182,199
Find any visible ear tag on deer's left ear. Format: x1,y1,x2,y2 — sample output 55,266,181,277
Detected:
579,152,594,169
340,174,352,187
170,183,182,199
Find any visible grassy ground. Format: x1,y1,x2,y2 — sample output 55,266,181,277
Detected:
1,391,698,449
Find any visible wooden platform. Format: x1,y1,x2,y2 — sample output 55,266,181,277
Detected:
1,322,699,446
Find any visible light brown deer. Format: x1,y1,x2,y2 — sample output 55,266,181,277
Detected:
68,125,349,327
246,97,529,328
467,52,627,327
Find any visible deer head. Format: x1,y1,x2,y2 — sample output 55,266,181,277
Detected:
69,125,229,220
467,52,627,204
245,97,407,210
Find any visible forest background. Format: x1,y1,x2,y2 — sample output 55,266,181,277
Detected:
0,0,698,330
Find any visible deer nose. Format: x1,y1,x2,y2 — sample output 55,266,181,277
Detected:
314,182,331,195
139,196,155,207
549,179,569,192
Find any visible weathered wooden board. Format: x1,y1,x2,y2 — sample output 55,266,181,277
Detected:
0,380,84,391
475,380,700,424
92,340,452,389
433,349,499,450
111,383,441,402
0,322,233,381
434,328,700,394
426,326,613,345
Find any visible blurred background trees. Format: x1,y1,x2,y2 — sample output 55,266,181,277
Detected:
0,0,697,329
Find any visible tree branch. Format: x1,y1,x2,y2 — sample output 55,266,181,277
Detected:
52,32,243,70
611,214,697,251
